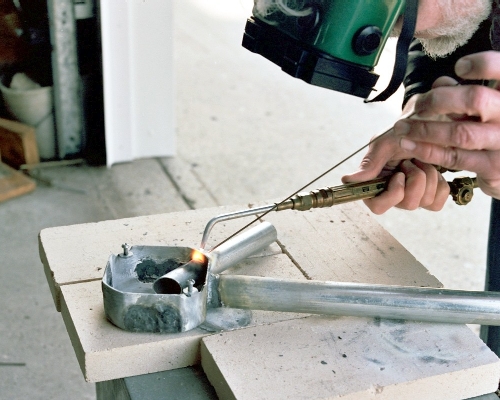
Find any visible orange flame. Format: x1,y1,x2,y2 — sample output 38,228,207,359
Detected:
191,249,206,264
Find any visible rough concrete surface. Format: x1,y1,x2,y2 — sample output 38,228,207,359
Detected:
0,0,492,399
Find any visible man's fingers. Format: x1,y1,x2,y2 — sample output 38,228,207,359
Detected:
395,119,500,150
363,172,405,215
397,160,450,211
409,160,438,207
341,168,378,184
413,52,500,123
398,139,498,177
432,76,459,89
422,172,450,211
455,51,500,81
362,162,450,213
395,160,426,210
414,84,500,122
341,130,403,183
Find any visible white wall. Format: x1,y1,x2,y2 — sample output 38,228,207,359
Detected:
100,0,175,166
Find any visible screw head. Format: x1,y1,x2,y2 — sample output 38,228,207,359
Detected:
119,243,133,257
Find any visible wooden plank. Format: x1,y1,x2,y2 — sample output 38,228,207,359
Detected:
0,118,39,169
0,161,35,202
201,316,500,400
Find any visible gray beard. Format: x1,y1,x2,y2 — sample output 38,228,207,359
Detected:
416,1,492,58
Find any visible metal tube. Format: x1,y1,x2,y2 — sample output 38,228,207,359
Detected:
209,222,277,275
200,205,275,249
153,260,206,295
218,275,500,325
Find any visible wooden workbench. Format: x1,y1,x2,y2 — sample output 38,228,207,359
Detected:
39,202,500,399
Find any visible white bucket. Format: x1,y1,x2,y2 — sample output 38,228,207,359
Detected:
0,79,56,160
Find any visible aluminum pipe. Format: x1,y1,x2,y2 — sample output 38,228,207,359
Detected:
218,275,500,325
200,205,275,249
153,260,206,295
208,221,277,275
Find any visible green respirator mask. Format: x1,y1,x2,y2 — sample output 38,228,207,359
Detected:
242,0,419,102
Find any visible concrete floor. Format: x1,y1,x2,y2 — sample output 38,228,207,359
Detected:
0,0,494,398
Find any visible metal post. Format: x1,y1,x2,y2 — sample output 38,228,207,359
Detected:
47,0,83,158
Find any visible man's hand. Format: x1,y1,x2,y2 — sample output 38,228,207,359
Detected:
342,51,500,214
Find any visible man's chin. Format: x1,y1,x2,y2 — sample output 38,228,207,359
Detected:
413,31,439,40
418,35,468,58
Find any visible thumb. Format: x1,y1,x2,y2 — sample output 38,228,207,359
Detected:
342,134,401,184
342,166,381,184
454,51,500,81
341,156,401,183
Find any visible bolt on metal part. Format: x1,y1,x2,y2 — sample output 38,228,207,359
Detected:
119,243,133,258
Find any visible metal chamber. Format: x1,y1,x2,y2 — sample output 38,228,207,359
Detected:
102,245,207,333
102,222,278,333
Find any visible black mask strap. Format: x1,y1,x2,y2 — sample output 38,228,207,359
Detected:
365,0,419,103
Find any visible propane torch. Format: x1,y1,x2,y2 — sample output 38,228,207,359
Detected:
200,174,478,250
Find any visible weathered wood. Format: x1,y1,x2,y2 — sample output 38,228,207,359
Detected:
0,161,35,202
0,118,39,169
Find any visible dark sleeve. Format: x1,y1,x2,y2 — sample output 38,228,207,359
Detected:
481,198,500,355
403,17,493,107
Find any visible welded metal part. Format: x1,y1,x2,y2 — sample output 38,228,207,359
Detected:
202,308,253,333
217,275,500,326
102,245,206,333
153,260,207,295
119,243,133,258
102,223,278,333
103,220,500,331
154,222,277,296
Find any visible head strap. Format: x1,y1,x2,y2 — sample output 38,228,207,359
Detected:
366,0,419,103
